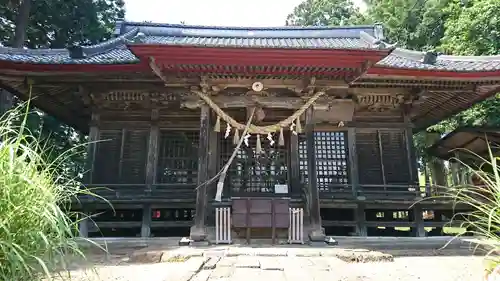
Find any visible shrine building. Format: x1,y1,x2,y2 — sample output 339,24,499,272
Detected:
1,21,499,242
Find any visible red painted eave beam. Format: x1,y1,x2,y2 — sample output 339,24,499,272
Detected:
130,45,390,68
0,60,147,72
367,66,500,79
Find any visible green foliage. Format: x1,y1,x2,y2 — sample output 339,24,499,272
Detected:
0,104,89,281
0,0,125,177
287,0,500,159
440,0,500,56
365,0,450,50
0,0,125,48
286,0,363,26
443,147,500,267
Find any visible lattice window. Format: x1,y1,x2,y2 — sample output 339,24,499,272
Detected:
356,129,412,186
220,133,289,194
356,130,383,185
93,129,148,184
157,131,199,184
93,130,121,184
121,130,149,184
380,130,411,184
298,131,349,191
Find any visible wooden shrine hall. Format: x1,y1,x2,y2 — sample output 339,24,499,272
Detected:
428,126,500,188
1,21,500,241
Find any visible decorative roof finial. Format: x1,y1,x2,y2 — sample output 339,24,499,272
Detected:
374,23,385,41
423,51,438,65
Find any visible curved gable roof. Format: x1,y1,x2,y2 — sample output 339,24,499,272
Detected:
376,48,500,72
0,28,140,64
118,21,390,50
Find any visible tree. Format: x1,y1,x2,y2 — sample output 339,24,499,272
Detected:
286,0,363,26
440,0,500,56
11,0,32,48
0,0,125,48
286,0,500,185
365,0,450,50
0,0,126,177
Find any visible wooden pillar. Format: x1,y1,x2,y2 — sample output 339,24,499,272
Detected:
405,128,416,184
376,130,387,186
305,107,325,242
356,203,367,236
412,204,426,237
289,132,300,197
190,105,210,241
347,128,359,197
206,129,218,225
79,111,100,238
403,109,417,182
424,162,432,197
450,152,460,186
142,109,159,238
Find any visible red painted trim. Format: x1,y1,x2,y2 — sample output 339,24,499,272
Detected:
129,44,391,59
164,67,355,77
0,61,147,72
156,58,362,68
0,45,391,73
130,45,388,68
368,66,500,78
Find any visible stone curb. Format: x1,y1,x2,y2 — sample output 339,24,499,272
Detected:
129,247,395,264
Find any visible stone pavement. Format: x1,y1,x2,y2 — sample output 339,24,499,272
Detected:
60,237,484,281
60,253,484,281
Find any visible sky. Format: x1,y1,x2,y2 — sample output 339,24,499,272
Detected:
124,0,367,27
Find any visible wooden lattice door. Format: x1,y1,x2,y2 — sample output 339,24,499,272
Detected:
156,130,199,185
298,131,350,192
220,133,289,195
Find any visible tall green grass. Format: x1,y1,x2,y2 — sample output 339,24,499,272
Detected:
0,105,89,281
444,143,500,276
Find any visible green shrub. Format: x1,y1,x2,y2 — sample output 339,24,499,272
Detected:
0,106,88,281
445,144,500,273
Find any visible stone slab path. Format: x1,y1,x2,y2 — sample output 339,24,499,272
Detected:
53,244,485,281
56,254,484,281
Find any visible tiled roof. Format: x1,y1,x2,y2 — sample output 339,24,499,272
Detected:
142,36,371,49
0,21,389,64
0,28,140,64
1,20,500,71
377,48,500,72
119,21,389,50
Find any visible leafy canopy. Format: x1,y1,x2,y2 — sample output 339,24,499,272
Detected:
0,0,125,176
286,0,363,26
287,0,500,135
0,0,125,48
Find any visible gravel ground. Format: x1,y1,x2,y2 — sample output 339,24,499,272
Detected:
51,250,486,281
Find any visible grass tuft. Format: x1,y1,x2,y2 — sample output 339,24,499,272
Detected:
441,141,500,275
0,104,93,281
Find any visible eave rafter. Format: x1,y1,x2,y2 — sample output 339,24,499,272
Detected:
0,80,88,132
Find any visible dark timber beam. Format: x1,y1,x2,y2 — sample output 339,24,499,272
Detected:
142,108,159,238
412,204,426,237
403,114,418,186
347,128,359,197
206,128,219,225
376,130,387,186
190,104,210,242
289,132,300,196
305,106,325,243
79,111,100,238
356,203,367,236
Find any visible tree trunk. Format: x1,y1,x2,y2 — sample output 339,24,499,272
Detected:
424,132,448,191
12,0,32,48
2,0,32,115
